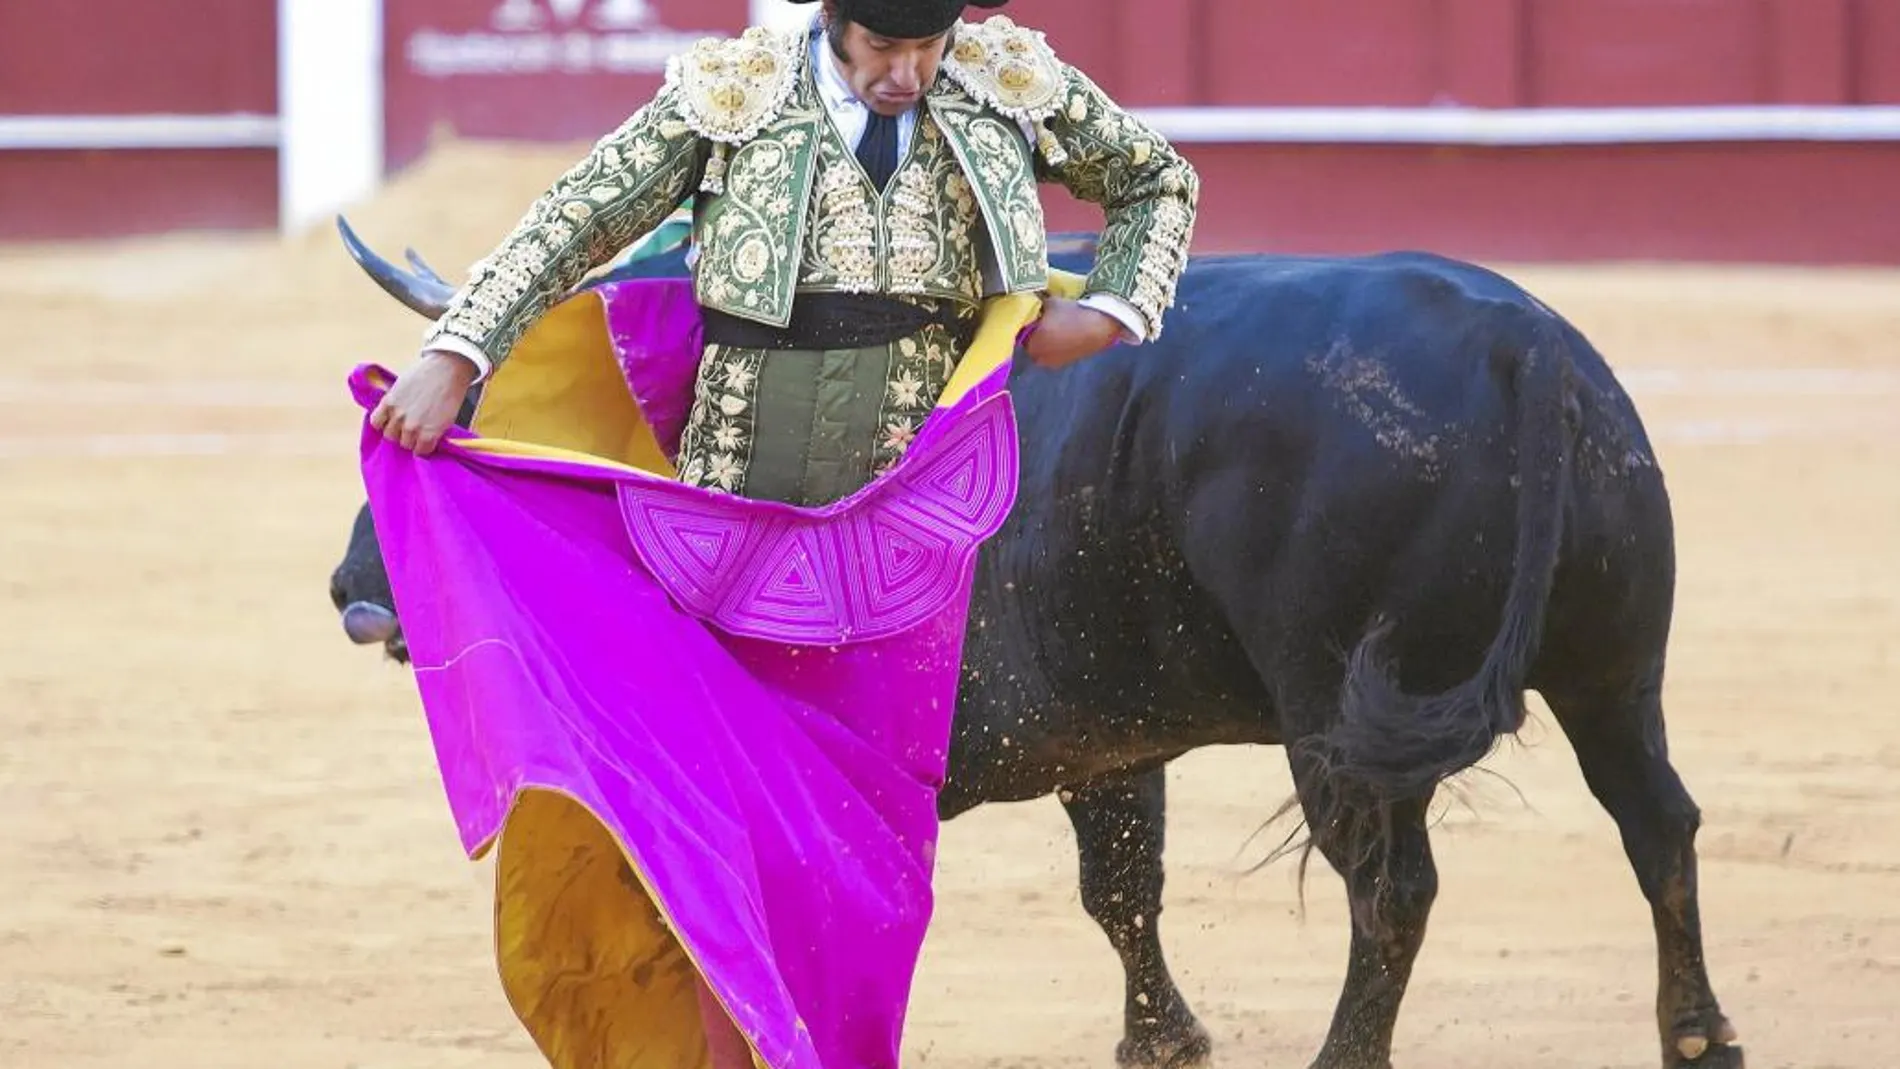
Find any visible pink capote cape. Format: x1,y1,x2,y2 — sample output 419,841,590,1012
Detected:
352,274,1062,1069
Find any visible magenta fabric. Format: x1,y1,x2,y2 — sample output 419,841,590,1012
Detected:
597,277,705,461
349,279,1019,1069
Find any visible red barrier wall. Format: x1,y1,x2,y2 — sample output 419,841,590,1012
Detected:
383,0,750,172
0,0,278,239
0,1,276,114
1031,0,1900,262
1040,140,1900,264
5,0,1900,260
1032,0,1900,108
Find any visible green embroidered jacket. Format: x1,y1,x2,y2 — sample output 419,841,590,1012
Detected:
424,16,1200,374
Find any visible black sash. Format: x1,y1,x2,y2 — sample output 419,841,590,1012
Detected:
700,293,973,351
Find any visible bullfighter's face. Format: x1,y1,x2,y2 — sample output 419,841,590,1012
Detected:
824,10,952,116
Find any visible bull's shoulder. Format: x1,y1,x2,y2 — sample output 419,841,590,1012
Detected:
1138,252,1555,396
940,15,1067,123
1181,251,1541,325
663,27,806,144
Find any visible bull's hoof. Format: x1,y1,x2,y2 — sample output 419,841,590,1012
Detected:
1667,1011,1742,1068
1305,1057,1390,1069
1116,1019,1212,1069
1669,1041,1743,1068
1304,1042,1392,1069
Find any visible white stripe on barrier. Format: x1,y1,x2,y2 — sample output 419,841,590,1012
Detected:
0,114,281,151
1134,105,1900,145
6,107,1889,154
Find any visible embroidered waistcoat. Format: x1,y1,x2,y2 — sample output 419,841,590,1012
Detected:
795,105,985,306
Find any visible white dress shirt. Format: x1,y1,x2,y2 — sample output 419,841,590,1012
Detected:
434,23,1144,381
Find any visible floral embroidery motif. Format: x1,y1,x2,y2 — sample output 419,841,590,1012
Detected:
924,96,1048,293
872,315,972,475
689,64,827,326
676,344,766,494
424,84,708,369
1034,64,1200,337
699,127,817,315
799,113,983,304
689,92,825,325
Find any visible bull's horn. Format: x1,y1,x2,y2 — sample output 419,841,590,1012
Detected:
334,214,455,320
404,247,450,287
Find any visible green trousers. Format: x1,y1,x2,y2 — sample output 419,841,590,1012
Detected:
673,320,968,508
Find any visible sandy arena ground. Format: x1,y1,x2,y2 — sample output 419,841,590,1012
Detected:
2,143,1896,1069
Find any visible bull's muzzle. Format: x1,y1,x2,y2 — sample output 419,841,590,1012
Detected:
340,601,401,645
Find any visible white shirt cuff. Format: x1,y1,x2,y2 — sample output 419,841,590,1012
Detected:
423,333,494,383
1076,292,1148,345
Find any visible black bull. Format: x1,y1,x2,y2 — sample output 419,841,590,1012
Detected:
327,220,1740,1069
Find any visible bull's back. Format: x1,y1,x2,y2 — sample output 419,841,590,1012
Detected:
974,250,1664,724
966,254,1521,718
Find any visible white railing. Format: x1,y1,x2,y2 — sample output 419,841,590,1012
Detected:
0,114,280,150
1138,105,1900,145
13,103,1897,157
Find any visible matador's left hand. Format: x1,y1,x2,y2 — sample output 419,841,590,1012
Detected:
1023,297,1126,369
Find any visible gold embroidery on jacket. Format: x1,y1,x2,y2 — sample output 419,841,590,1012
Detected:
675,344,765,494
692,130,814,316
872,317,972,476
667,27,805,145
1033,63,1200,337
798,114,984,305
423,84,707,367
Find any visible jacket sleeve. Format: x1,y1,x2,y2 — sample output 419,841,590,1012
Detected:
1035,66,1199,339
423,83,709,375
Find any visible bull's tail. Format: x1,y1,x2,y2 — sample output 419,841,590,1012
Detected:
1313,304,1577,805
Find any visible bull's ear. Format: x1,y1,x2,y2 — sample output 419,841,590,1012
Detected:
335,215,455,320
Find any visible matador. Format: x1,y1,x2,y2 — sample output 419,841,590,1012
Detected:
357,0,1199,1066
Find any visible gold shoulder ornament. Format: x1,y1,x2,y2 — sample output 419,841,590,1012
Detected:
940,15,1070,167
664,26,806,193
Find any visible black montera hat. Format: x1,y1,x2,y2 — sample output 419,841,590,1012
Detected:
788,0,1009,40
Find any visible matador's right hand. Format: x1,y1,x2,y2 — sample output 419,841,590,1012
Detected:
370,349,477,457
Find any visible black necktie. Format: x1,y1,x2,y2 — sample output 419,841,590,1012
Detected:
856,109,899,191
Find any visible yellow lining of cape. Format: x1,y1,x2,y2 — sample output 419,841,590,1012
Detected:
486,788,733,1069
456,270,1085,472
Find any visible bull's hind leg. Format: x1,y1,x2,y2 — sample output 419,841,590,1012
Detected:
1061,768,1212,1069
1289,750,1438,1069
1544,680,1742,1068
